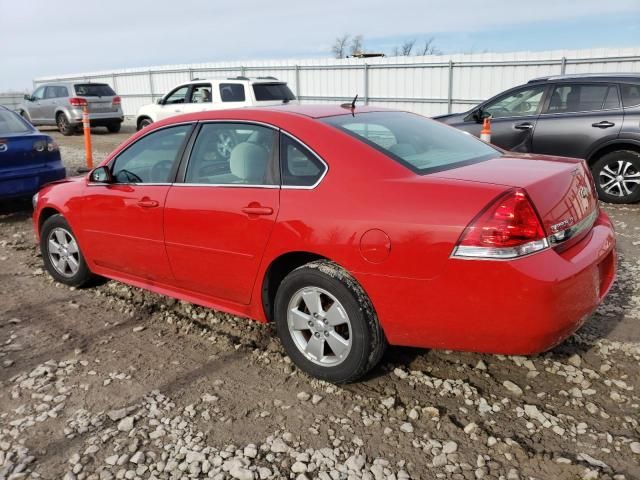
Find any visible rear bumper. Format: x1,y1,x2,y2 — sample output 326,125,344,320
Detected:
357,209,616,354
0,164,66,199
69,107,123,126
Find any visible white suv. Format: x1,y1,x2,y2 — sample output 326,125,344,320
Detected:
136,77,297,130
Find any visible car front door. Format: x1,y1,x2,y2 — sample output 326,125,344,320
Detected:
41,86,59,123
27,86,46,122
179,83,215,114
532,83,624,159
156,86,189,121
80,124,194,283
163,122,280,305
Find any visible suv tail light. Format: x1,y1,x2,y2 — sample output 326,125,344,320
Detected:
69,97,88,107
112,96,121,106
452,188,549,259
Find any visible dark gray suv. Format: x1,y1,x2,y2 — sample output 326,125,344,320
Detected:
436,74,640,203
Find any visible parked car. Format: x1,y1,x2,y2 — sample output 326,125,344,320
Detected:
435,74,640,204
0,106,65,199
135,76,296,131
33,105,616,383
19,82,124,136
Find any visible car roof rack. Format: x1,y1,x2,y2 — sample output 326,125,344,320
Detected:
227,76,250,81
256,76,278,80
528,73,640,83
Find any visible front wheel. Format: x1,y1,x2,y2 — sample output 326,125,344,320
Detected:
274,260,386,383
40,214,94,287
592,150,640,204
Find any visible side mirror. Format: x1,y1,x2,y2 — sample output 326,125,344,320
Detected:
89,166,113,183
156,98,164,105
24,94,32,101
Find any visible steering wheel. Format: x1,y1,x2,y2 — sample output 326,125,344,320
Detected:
151,160,173,183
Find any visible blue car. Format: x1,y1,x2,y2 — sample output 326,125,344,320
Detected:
0,106,66,200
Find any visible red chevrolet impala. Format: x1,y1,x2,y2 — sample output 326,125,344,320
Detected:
33,105,616,383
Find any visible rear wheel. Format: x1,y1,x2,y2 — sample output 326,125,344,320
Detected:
274,260,386,383
107,122,121,133
592,150,640,204
40,214,93,287
56,113,74,136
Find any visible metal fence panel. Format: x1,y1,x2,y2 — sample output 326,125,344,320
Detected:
34,47,640,117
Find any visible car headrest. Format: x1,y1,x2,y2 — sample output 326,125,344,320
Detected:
229,142,269,184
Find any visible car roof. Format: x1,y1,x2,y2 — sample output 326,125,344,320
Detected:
528,73,640,84
218,104,393,119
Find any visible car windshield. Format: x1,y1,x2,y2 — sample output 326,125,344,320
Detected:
74,83,116,97
0,109,31,134
253,83,296,102
321,111,499,174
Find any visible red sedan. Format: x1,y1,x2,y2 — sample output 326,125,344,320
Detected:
33,105,616,383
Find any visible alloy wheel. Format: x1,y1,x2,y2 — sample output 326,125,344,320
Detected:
598,160,640,198
287,286,352,366
216,132,235,159
47,227,80,278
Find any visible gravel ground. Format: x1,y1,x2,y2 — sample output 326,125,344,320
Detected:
0,130,639,480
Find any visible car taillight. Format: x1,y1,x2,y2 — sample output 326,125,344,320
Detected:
69,97,88,107
112,96,121,106
33,139,58,153
452,188,549,259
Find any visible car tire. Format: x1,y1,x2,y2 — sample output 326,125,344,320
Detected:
592,150,640,204
107,122,121,133
274,260,387,383
56,113,74,136
137,117,153,130
40,214,94,287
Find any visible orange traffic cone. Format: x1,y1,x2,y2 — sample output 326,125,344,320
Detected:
480,116,491,143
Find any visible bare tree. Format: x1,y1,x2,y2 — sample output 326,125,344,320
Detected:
400,39,416,56
418,37,441,56
350,35,364,56
331,34,350,59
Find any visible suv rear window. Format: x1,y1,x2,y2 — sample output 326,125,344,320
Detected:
74,83,116,97
219,84,246,102
253,83,295,102
621,84,640,107
321,111,498,175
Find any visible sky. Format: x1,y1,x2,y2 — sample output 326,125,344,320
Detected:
1,0,639,91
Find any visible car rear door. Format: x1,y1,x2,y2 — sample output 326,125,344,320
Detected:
80,124,194,283
163,121,280,305
532,83,623,159
74,83,117,116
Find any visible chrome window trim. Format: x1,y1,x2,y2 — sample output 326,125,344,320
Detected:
87,182,173,187
280,131,329,190
173,183,279,189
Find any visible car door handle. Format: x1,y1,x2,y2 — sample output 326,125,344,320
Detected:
137,198,159,208
514,122,534,130
592,121,615,128
241,205,273,216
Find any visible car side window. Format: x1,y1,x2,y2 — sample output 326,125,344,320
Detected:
32,87,45,101
280,135,326,187
185,123,277,185
164,86,189,105
219,84,245,102
190,84,212,103
56,86,69,98
545,84,613,114
110,125,191,184
483,87,545,119
44,87,57,99
621,84,640,108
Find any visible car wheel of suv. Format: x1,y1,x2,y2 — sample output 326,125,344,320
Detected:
41,214,93,287
274,260,387,383
592,150,640,204
107,122,121,133
56,113,74,136
138,117,153,130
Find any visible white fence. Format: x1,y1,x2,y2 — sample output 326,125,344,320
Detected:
34,47,640,117
0,92,27,111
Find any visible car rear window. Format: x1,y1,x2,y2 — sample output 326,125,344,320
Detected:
253,83,296,102
219,84,246,102
74,83,116,97
0,109,31,134
321,111,499,175
621,83,640,107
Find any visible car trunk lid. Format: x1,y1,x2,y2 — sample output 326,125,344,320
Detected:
434,154,599,237
0,133,48,170
74,83,119,114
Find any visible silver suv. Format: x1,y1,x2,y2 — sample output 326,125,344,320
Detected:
19,82,124,136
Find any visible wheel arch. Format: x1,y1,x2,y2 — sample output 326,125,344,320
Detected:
38,207,62,234
587,140,640,166
261,251,330,323
136,115,153,130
